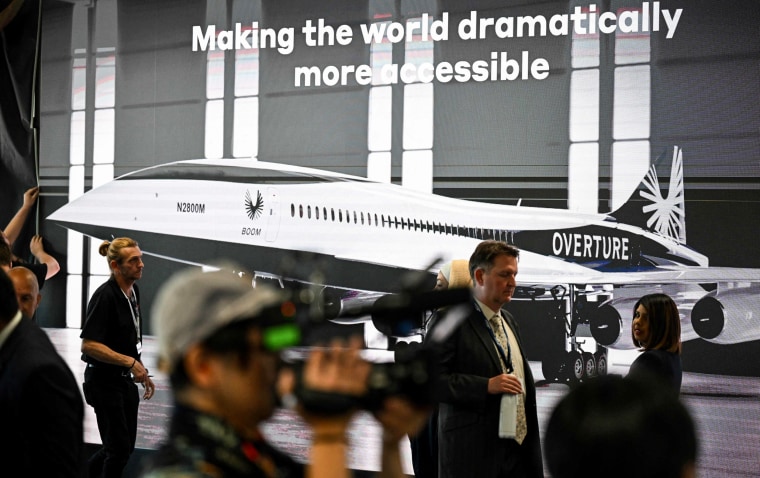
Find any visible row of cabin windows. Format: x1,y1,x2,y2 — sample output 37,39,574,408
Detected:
289,203,512,242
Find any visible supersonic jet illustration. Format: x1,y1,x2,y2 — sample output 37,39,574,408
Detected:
48,146,760,382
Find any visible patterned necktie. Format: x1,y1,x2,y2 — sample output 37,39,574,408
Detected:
488,314,510,372
490,313,528,444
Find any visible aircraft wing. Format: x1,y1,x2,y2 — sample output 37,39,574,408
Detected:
518,265,760,287
514,261,760,350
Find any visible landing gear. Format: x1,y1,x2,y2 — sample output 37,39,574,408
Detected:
582,351,596,378
535,285,612,384
595,350,608,377
566,351,585,381
542,347,607,383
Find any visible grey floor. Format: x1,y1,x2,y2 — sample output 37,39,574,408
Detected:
48,328,760,477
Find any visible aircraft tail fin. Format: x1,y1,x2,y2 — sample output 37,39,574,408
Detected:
610,146,687,244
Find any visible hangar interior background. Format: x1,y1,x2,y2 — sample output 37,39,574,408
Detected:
24,0,759,373
0,0,758,475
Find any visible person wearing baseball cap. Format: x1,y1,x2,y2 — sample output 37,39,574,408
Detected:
139,265,429,478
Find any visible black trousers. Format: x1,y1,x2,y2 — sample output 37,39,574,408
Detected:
83,368,139,478
410,407,439,478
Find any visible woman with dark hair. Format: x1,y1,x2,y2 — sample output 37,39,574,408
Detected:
628,293,683,392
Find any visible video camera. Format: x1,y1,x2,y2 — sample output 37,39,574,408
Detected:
248,256,472,413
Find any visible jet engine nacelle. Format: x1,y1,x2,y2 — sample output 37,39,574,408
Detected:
691,287,760,345
320,289,384,323
588,298,638,350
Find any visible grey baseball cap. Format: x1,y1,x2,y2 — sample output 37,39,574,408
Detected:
151,265,285,372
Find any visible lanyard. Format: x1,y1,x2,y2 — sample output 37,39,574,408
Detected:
122,288,141,344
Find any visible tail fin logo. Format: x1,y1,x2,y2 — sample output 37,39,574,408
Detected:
640,146,686,244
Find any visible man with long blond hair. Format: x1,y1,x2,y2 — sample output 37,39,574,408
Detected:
81,237,155,477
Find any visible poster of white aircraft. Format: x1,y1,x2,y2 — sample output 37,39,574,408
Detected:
48,145,760,381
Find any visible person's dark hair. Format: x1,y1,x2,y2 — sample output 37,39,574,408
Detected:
545,375,697,478
169,318,259,390
468,240,519,279
632,293,682,354
0,271,20,322
0,241,12,268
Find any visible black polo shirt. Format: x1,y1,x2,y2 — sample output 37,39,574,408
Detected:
80,277,142,372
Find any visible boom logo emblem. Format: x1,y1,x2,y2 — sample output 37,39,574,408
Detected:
245,190,264,220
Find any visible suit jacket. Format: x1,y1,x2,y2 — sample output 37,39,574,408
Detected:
0,317,84,477
435,302,543,478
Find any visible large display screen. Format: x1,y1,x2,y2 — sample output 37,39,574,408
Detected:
31,1,760,475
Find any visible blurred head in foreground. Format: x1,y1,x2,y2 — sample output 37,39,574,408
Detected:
545,374,697,478
152,266,290,429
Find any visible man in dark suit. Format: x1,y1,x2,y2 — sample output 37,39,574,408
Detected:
436,241,543,478
0,270,84,477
